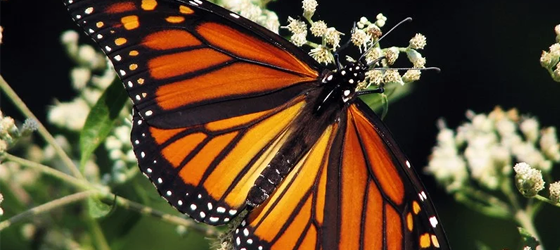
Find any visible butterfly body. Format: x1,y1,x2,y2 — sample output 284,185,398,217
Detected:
247,61,366,207
64,0,451,249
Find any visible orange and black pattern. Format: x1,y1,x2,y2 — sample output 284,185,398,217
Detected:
64,0,451,249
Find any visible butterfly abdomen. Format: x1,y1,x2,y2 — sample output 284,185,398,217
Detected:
246,87,342,207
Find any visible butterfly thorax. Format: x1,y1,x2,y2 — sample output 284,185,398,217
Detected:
313,62,368,113
246,61,368,207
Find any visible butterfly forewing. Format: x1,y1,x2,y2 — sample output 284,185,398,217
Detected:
65,0,321,225
65,0,319,128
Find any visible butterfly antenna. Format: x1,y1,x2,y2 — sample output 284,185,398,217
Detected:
375,66,441,72
359,17,413,62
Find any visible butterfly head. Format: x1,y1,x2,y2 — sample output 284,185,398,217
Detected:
314,61,368,114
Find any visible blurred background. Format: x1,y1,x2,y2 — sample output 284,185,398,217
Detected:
1,0,560,249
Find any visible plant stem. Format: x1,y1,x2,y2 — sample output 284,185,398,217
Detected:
0,75,85,180
0,191,96,231
108,195,219,237
88,216,111,250
4,153,93,191
514,210,543,249
4,153,219,236
534,194,560,208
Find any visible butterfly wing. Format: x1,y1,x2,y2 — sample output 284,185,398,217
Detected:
64,0,321,224
233,99,450,250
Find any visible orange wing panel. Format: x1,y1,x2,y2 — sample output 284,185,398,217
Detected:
246,125,335,246
106,2,136,13
197,22,318,78
205,109,270,131
386,204,403,250
205,101,305,204
272,197,313,250
314,155,328,225
351,105,405,205
155,62,312,110
149,126,186,145
148,48,232,79
161,132,206,168
142,30,202,50
363,182,383,250
339,115,369,249
299,224,318,250
179,131,238,186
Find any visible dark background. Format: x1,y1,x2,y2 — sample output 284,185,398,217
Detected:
2,0,560,249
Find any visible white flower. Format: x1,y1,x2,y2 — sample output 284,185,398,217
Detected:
520,118,539,143
48,98,90,130
71,67,91,90
513,162,545,197
540,127,560,161
310,20,328,37
409,33,427,50
549,181,560,203
302,0,318,18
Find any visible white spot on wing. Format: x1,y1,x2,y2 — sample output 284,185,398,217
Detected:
429,216,439,228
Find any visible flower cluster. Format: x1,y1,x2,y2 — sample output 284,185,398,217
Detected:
426,107,560,247
427,107,559,193
221,0,280,33
540,24,560,82
283,0,430,91
0,112,38,155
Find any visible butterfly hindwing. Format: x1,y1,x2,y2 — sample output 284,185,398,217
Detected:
233,100,449,249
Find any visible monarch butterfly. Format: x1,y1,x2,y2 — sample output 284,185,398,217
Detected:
64,0,450,249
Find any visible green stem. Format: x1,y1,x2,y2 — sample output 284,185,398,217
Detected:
462,186,512,214
88,216,111,250
0,191,96,231
0,75,85,180
514,210,543,248
3,153,219,236
4,153,93,191
108,195,218,237
534,194,560,208
454,192,511,220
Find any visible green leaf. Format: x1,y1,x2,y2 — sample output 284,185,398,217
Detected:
87,196,112,218
518,227,540,249
79,78,128,170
